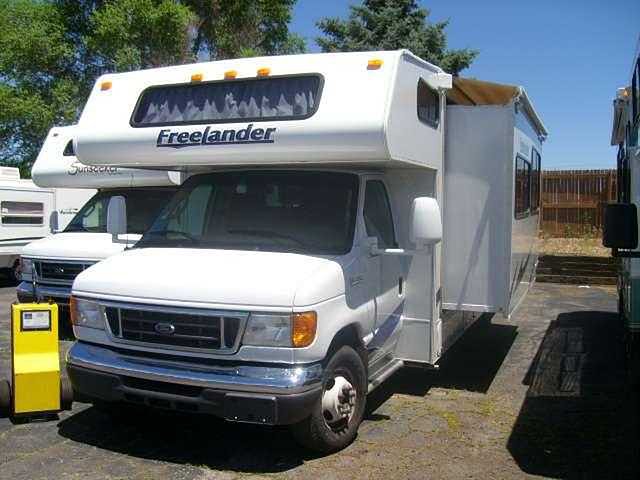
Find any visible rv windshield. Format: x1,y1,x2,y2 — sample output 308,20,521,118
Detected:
137,171,359,255
65,188,176,234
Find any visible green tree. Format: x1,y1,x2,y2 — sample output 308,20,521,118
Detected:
183,0,305,59
0,0,304,173
317,0,477,75
88,0,195,71
0,0,194,173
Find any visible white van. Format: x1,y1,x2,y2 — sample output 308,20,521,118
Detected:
0,166,92,282
65,51,546,452
18,126,181,335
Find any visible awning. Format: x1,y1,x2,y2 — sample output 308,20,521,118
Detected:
447,77,548,139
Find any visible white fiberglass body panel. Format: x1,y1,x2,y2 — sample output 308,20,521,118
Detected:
74,51,451,170
508,107,542,314
33,125,181,189
443,100,543,316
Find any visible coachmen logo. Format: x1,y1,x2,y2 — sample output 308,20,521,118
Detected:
156,123,276,149
154,322,176,335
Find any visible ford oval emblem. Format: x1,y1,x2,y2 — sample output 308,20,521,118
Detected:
154,322,176,335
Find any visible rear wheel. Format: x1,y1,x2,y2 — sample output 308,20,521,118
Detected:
291,345,366,453
0,380,11,417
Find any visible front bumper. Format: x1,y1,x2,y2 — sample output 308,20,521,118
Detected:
17,282,73,333
16,281,71,304
66,342,323,425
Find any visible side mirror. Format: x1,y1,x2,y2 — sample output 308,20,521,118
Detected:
603,203,638,249
107,196,127,239
410,197,442,248
49,211,59,234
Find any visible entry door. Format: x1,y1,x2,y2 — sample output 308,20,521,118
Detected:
362,179,405,356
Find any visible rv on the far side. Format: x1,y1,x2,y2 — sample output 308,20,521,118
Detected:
17,125,182,336
0,166,92,283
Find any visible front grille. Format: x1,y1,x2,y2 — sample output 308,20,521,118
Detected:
35,261,94,285
105,304,246,353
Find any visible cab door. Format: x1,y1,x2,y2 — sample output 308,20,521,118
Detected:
362,178,405,358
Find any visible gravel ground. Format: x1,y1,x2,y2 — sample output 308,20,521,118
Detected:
537,237,610,257
0,280,638,480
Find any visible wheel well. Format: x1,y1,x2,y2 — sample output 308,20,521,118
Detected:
326,324,367,367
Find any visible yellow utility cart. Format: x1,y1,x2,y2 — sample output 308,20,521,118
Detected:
0,302,73,419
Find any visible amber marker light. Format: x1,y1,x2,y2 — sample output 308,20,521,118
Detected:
69,295,78,325
224,70,238,79
292,311,317,348
100,81,112,91
191,72,204,82
257,67,271,77
367,59,383,70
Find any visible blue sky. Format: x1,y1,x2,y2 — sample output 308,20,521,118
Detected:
291,0,640,170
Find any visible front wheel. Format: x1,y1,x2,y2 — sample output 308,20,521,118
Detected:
290,345,367,453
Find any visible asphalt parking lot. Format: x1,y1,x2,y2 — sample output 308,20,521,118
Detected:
0,279,638,480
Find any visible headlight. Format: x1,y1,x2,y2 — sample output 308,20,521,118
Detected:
20,258,33,281
242,311,317,348
70,296,106,330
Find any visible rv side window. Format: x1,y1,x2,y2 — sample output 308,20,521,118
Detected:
131,75,322,127
364,180,397,248
417,79,439,128
514,156,531,219
1,201,44,225
531,149,541,212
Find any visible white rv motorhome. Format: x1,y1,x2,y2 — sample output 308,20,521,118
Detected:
65,51,546,452
0,166,92,282
18,125,181,335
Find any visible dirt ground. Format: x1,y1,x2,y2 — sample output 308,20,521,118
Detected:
0,280,638,480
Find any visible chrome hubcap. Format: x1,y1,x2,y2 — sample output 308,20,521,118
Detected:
322,375,356,425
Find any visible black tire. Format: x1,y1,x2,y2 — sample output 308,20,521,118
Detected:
60,378,74,411
290,345,367,453
0,379,11,417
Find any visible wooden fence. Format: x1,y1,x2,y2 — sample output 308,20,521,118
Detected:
541,169,617,236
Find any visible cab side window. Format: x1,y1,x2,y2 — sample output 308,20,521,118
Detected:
363,180,397,248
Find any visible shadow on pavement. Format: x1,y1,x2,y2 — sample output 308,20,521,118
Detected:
57,314,517,472
367,314,517,415
507,310,640,479
58,406,316,473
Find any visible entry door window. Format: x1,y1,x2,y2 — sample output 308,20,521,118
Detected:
363,180,397,248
